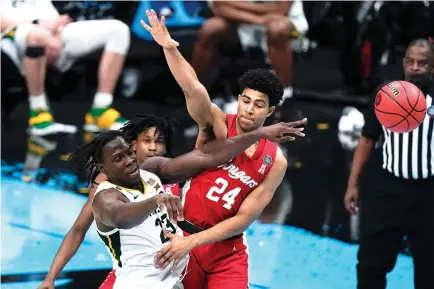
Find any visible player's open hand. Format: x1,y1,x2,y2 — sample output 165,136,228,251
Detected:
260,118,307,143
155,229,194,272
155,194,184,223
140,9,179,49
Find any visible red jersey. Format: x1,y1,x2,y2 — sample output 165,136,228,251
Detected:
163,183,180,197
182,114,278,229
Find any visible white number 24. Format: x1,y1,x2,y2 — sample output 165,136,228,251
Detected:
206,178,241,210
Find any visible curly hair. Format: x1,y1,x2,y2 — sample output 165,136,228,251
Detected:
120,113,175,157
239,68,284,107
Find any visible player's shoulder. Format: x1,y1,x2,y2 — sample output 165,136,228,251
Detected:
95,179,115,192
211,103,227,121
273,147,288,170
139,169,164,192
93,184,124,203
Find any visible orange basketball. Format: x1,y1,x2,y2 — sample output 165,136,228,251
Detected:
374,80,427,133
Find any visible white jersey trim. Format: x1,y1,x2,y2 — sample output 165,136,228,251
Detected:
96,227,119,236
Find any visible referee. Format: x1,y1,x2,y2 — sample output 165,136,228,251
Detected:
344,38,434,289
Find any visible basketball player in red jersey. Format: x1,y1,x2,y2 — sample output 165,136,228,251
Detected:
38,114,180,289
142,10,306,289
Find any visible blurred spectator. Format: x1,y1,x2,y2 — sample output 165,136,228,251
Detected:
192,0,308,103
1,0,130,136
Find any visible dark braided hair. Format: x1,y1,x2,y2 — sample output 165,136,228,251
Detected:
69,130,127,186
120,113,176,157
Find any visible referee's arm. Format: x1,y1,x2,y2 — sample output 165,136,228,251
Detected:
345,92,382,213
349,93,382,187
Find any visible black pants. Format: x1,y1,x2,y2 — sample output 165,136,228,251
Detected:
357,170,434,289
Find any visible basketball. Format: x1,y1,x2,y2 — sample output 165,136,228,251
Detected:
374,81,427,133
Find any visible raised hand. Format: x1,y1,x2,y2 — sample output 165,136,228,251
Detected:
140,9,179,49
259,118,307,143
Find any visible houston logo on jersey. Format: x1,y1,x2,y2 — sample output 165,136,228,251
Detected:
218,162,258,188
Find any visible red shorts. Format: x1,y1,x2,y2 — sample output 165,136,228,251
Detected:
99,270,116,289
182,235,248,289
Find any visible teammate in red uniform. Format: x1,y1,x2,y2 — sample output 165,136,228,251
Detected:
142,10,306,289
38,114,180,289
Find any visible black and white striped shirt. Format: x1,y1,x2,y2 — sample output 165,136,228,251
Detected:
362,86,434,180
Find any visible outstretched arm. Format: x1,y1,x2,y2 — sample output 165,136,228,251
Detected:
140,120,306,184
141,129,263,184
38,173,107,289
154,148,288,270
141,10,226,142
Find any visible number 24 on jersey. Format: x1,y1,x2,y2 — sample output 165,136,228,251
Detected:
206,178,241,210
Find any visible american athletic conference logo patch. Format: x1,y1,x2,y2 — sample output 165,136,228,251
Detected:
263,155,272,166
258,155,272,174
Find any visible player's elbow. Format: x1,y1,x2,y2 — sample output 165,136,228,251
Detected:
183,81,205,99
70,224,87,238
236,212,258,231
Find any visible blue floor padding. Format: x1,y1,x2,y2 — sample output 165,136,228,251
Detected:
1,279,72,289
1,177,413,288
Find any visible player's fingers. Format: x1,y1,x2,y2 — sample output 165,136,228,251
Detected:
168,199,178,223
151,9,159,24
286,118,307,128
281,128,304,137
175,197,184,221
140,20,151,31
145,10,153,25
155,247,170,268
161,15,166,27
171,198,180,222
283,127,305,136
155,245,169,260
165,201,174,223
148,10,157,27
161,258,172,269
171,258,179,272
158,250,173,269
277,136,295,143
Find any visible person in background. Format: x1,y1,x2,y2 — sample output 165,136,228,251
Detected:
192,0,308,104
0,0,130,136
